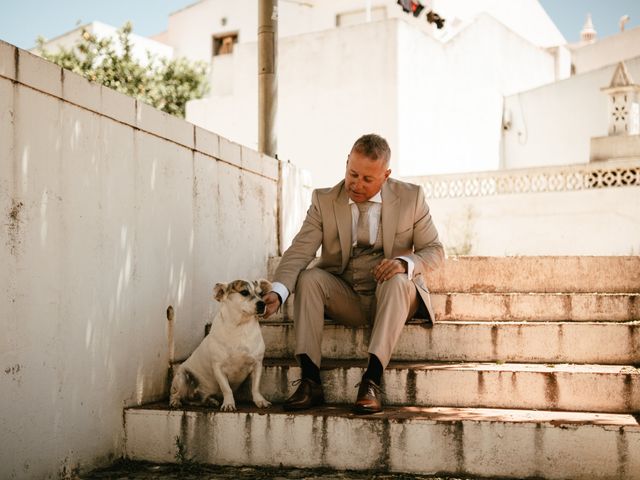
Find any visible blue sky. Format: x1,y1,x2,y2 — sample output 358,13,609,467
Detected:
1,0,639,50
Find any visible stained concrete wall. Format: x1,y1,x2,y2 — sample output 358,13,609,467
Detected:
0,40,289,478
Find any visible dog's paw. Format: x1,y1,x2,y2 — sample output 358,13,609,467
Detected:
253,394,271,408
220,401,236,412
169,397,182,409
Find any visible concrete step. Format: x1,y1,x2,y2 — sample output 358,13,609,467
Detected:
249,360,640,414
125,403,640,479
432,292,640,322
265,292,640,323
268,256,640,293
261,321,640,365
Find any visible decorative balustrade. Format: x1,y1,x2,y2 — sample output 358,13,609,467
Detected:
406,159,640,199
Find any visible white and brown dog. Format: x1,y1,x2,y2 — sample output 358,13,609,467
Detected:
170,279,272,411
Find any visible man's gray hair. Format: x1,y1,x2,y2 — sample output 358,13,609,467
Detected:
350,134,391,167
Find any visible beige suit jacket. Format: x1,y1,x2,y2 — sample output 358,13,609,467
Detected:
274,177,444,321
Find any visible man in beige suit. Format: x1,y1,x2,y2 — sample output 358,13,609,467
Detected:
263,134,444,413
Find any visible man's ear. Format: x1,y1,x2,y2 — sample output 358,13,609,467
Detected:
257,279,272,296
213,283,227,302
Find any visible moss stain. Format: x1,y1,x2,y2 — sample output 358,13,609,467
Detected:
7,199,24,255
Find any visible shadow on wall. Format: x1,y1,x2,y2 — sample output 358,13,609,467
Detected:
1,75,277,478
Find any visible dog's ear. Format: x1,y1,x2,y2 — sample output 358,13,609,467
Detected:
256,279,272,296
213,283,227,302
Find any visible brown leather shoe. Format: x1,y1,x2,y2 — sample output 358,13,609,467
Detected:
283,378,324,411
353,378,383,414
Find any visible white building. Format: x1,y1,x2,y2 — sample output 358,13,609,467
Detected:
39,1,640,187
503,15,640,170
34,1,640,256
172,0,569,186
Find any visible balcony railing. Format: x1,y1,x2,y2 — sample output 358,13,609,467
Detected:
405,158,640,199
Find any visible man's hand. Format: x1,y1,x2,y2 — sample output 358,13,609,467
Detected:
262,291,282,319
373,258,407,283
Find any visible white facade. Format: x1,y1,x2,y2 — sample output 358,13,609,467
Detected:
186,6,563,186
31,0,577,185
32,1,640,186
408,159,640,256
503,56,640,170
571,25,640,75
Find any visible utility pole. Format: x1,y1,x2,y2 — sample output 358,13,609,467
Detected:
258,0,278,157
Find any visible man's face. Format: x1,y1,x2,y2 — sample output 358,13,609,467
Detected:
344,150,391,203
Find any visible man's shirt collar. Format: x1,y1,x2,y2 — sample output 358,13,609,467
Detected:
348,191,382,205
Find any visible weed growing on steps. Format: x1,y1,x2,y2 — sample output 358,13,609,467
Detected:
174,435,199,472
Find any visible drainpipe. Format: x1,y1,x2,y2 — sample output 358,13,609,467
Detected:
258,0,278,157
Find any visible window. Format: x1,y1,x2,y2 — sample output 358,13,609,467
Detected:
213,33,238,56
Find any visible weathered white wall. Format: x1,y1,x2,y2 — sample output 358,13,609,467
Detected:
431,0,566,48
164,0,566,64
572,26,640,75
0,41,285,479
406,159,640,256
188,15,557,188
397,14,556,178
502,56,640,170
166,0,333,63
188,19,401,188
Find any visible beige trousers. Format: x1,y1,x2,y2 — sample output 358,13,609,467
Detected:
293,268,421,368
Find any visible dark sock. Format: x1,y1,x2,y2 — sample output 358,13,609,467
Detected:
299,354,321,384
362,354,383,385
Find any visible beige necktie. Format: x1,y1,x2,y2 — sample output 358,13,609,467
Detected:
356,202,373,246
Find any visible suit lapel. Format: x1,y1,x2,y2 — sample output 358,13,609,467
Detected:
382,181,400,258
333,183,352,271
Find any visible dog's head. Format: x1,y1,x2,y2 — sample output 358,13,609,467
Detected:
213,279,272,317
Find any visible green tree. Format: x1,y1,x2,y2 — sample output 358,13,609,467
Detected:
36,22,209,118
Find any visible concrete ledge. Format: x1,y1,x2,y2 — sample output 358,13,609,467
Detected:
135,100,194,149
219,137,242,168
17,49,62,98
261,155,279,180
0,40,17,81
61,69,101,112
250,360,640,413
241,145,262,175
430,256,640,293
0,42,283,183
261,321,640,364
268,256,640,293
239,146,279,181
590,135,640,162
431,292,640,322
100,83,136,127
195,126,220,159
264,291,640,323
125,404,640,479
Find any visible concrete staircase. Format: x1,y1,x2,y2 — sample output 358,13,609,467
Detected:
124,256,640,479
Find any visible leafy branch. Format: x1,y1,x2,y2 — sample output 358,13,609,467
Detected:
36,22,209,118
